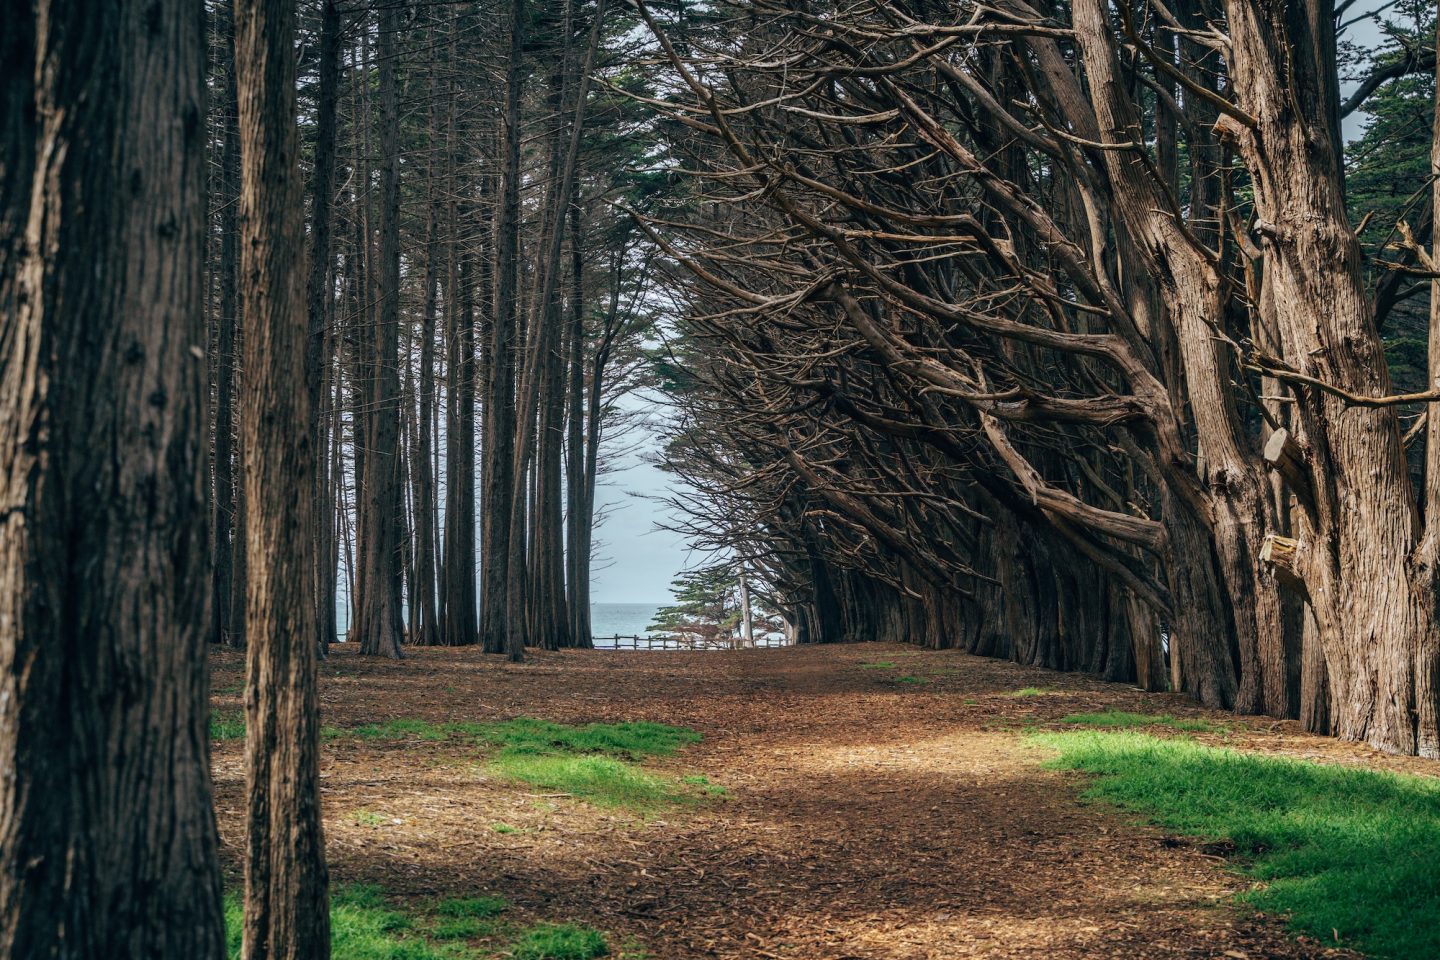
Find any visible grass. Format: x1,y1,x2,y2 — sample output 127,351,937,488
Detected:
435,896,508,920
474,718,712,812
1060,709,1224,733
353,809,387,827
326,717,699,759
860,661,897,669
490,822,521,834
493,753,690,809
474,717,701,759
509,923,608,960
1009,687,1049,697
892,675,928,686
1036,730,1440,959
226,885,622,959
269,715,715,813
211,712,245,741
226,884,450,960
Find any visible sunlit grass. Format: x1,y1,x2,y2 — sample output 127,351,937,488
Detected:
317,716,715,813
509,923,608,960
1008,687,1049,697
1059,710,1224,733
225,884,458,960
1036,730,1440,959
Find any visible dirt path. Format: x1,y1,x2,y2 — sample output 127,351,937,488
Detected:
209,643,1429,959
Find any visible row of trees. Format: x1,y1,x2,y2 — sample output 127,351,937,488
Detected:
639,0,1440,756
206,0,662,661
2,0,660,954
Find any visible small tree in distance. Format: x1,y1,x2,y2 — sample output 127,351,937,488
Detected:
648,565,777,647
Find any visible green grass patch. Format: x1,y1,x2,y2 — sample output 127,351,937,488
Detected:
490,822,521,834
1060,710,1224,733
1009,687,1049,697
435,896,508,919
474,717,700,760
479,719,711,812
325,717,699,759
509,923,608,960
493,753,693,809
226,884,456,960
353,809,387,827
860,661,896,669
348,718,461,741
211,713,245,741
322,716,712,813
1036,730,1440,959
892,675,928,686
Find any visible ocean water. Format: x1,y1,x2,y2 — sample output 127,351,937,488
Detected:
590,602,665,643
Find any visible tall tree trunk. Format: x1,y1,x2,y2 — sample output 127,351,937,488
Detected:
307,0,342,657
0,1,226,954
1225,0,1439,755
564,200,593,647
233,0,332,954
439,19,478,648
409,41,444,646
355,0,406,658
482,0,526,659
214,15,244,648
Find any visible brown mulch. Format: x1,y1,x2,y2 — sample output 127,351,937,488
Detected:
209,642,1435,959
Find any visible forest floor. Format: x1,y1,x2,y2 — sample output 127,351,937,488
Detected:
208,643,1439,960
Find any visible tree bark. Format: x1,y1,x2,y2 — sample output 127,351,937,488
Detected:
0,1,226,954
214,6,243,648
354,0,406,658
233,0,332,953
1224,0,1439,755
306,0,343,657
482,0,526,659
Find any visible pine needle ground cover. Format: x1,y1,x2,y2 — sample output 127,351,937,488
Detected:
210,642,1440,958
1037,730,1440,959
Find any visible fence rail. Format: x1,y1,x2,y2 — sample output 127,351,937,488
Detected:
593,634,791,651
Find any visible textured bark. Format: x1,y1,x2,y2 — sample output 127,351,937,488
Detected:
354,0,406,658
214,10,243,648
409,39,444,647
306,0,342,656
482,0,526,659
1224,0,1439,755
0,1,226,954
233,0,332,954
564,200,593,647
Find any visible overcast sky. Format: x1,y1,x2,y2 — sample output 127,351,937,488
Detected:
587,402,696,604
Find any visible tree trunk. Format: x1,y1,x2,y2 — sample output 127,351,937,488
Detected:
1224,0,1439,755
0,2,226,954
354,0,406,658
565,200,593,647
233,0,332,954
214,8,243,648
306,0,342,657
482,0,526,659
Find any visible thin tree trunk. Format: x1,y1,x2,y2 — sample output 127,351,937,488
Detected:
565,200,593,647
482,0,526,659
213,6,242,648
233,0,331,954
307,0,342,658
355,0,406,658
0,1,226,954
